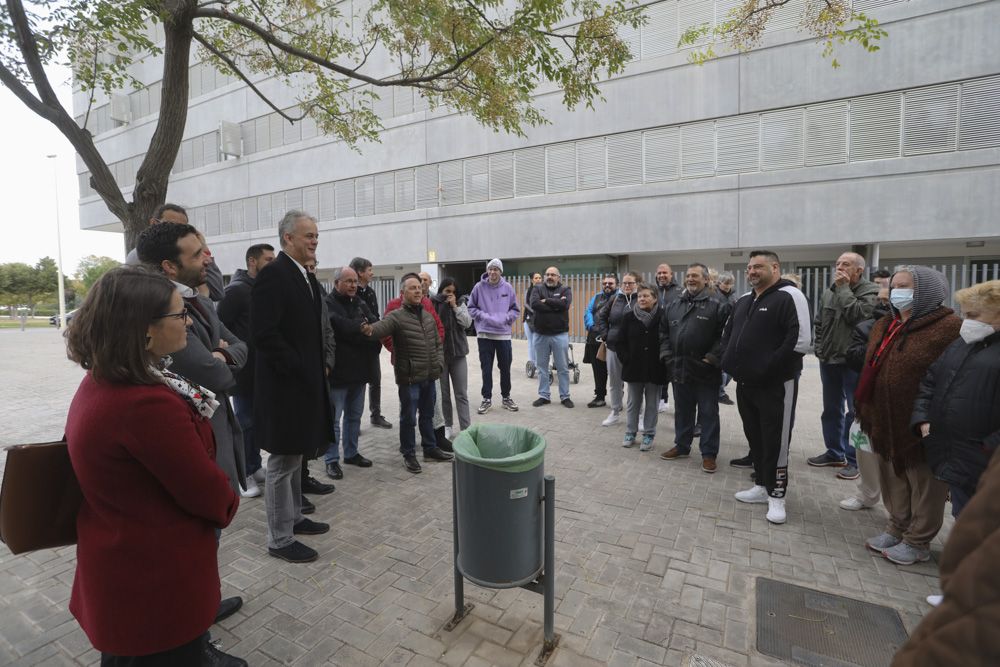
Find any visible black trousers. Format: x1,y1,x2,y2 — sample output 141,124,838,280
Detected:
367,353,383,418
591,358,608,399
736,376,799,498
101,633,206,666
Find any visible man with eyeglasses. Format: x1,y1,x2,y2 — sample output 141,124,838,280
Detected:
583,274,618,408
530,267,575,408
136,221,248,623
126,203,226,302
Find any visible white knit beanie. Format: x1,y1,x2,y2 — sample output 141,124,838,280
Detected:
487,258,503,273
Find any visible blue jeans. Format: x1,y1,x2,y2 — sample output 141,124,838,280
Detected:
324,383,365,463
819,362,858,467
525,322,537,365
534,332,570,401
398,380,437,456
673,381,721,458
233,393,261,477
477,338,512,400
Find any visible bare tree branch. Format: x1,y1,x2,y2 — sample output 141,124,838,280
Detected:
193,29,307,123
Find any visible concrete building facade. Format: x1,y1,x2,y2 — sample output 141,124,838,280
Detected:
74,0,1000,288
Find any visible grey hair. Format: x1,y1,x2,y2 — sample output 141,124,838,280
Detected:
718,271,735,284
332,266,353,283
687,262,709,279
843,251,866,270
277,209,316,247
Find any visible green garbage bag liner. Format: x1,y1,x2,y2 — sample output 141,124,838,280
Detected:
452,423,546,473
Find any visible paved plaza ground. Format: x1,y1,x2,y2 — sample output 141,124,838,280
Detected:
0,328,949,666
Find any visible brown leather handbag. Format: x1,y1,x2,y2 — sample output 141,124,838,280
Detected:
0,439,82,555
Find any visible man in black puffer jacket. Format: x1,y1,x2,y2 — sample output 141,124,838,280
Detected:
659,263,731,472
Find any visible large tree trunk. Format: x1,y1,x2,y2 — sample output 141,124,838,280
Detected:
121,0,196,251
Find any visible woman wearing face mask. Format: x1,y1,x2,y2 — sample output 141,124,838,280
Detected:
911,279,1000,517
854,266,961,566
594,271,641,427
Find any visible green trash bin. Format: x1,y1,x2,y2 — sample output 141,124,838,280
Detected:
453,423,546,588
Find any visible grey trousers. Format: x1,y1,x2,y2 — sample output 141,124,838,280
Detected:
433,379,445,429
626,382,660,436
265,453,304,549
441,355,472,430
606,349,625,412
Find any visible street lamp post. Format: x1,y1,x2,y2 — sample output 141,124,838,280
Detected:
46,154,67,332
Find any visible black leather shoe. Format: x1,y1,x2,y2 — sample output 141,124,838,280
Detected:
268,540,318,563
424,447,454,462
301,495,316,514
434,427,453,453
587,398,606,408
729,454,754,468
719,394,735,405
214,596,243,624
532,397,551,407
403,455,422,473
302,474,335,495
293,518,330,535
561,398,575,408
343,454,373,467
325,461,344,480
204,639,248,666
371,415,393,429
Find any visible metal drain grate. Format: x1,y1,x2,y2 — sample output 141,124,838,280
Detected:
756,577,908,667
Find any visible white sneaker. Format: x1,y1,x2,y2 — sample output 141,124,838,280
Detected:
839,497,872,511
734,485,768,504
926,594,943,607
240,477,261,498
658,399,668,413
602,410,621,427
766,497,786,524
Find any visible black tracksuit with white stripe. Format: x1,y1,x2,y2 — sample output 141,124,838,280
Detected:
721,279,812,498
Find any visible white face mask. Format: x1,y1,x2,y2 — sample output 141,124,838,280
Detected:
960,318,997,344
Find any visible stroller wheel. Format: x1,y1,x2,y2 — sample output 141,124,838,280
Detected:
572,367,580,384
526,361,536,378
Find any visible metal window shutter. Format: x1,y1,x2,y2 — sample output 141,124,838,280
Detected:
853,0,907,10
395,169,415,211
355,176,375,216
318,184,335,220
257,195,272,228
194,207,206,233
231,200,245,233
241,120,256,154
643,127,679,182
716,115,759,174
372,88,393,121
678,0,714,48
464,156,490,203
300,114,318,141
959,76,1000,151
189,64,202,98
903,84,959,156
204,204,220,237
285,188,303,211
148,82,161,114
850,92,901,161
180,139,193,172
414,93,430,113
763,0,807,33
254,117,270,153
268,115,284,150
618,18,640,63
415,165,439,208
440,161,464,205
244,198,259,231
546,143,577,193
303,186,319,218
201,62,215,95
335,180,355,218
394,87,414,117
374,172,395,214
681,121,716,178
270,192,286,220
489,152,514,199
219,202,232,235
805,102,848,166
577,138,607,190
761,108,805,170
283,117,301,145
607,132,642,187
514,147,545,196
641,2,677,59
190,135,205,170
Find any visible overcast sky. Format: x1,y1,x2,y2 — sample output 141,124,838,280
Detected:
0,64,126,275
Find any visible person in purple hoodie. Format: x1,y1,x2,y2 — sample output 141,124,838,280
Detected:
468,258,520,415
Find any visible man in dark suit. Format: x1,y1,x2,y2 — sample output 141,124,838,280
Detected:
252,210,333,564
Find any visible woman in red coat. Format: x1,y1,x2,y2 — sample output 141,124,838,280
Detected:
64,267,240,665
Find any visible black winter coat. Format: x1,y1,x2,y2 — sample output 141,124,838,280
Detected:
846,304,892,372
594,291,636,352
217,269,255,395
659,288,730,386
529,283,572,335
325,291,380,386
618,308,668,385
911,331,1000,493
251,252,333,457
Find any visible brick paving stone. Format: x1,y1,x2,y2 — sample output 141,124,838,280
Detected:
1,333,956,665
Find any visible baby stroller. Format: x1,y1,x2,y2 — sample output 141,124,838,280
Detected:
525,344,581,385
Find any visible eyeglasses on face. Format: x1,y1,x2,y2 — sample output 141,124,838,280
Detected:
621,281,637,285
153,307,190,321
602,282,616,286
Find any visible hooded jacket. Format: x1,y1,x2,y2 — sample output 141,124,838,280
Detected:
594,290,636,352
468,274,519,336
814,277,881,364
721,278,812,385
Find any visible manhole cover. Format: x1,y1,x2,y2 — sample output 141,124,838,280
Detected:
756,577,908,667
